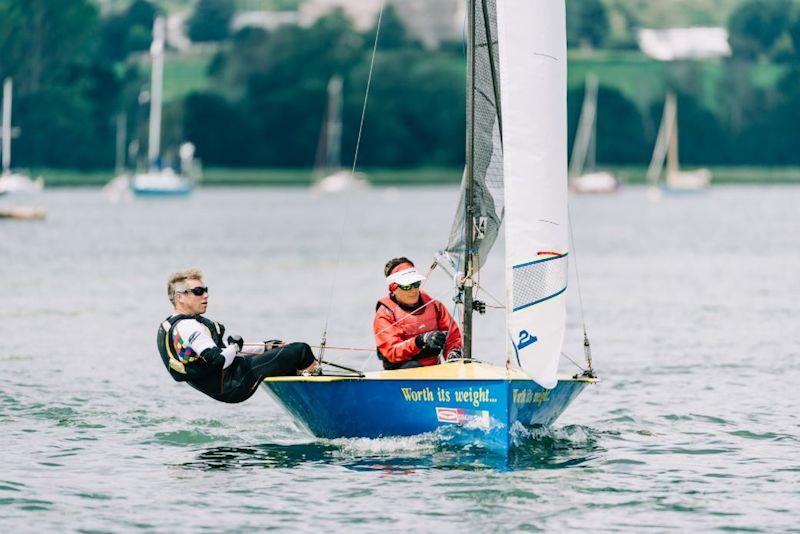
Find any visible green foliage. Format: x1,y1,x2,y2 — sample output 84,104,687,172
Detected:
0,0,99,90
162,53,213,102
567,0,610,49
603,0,746,29
728,0,795,60
789,14,800,56
3,0,800,173
15,86,114,168
184,93,257,165
346,49,464,167
369,4,422,51
100,0,157,62
0,0,119,169
187,0,234,43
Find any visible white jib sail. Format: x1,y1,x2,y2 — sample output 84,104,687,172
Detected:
498,0,568,389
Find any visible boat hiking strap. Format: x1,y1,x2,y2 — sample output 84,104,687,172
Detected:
318,0,386,367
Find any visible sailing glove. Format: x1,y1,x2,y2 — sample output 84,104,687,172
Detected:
226,335,244,352
447,348,463,360
472,300,486,314
415,330,447,351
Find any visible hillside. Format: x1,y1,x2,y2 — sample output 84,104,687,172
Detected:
98,0,749,26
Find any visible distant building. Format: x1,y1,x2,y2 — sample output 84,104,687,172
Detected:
395,0,464,49
299,0,383,31
231,11,300,32
637,27,731,61
299,0,465,48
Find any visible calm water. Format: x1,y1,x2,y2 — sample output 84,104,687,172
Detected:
1,185,798,531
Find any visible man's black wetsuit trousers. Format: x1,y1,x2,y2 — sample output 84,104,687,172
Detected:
188,342,315,403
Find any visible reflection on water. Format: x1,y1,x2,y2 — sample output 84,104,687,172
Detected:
180,424,603,473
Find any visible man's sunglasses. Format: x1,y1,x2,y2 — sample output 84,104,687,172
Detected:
180,286,208,296
397,281,421,290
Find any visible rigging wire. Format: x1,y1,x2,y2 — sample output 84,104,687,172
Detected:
318,0,386,365
566,200,595,374
561,351,587,373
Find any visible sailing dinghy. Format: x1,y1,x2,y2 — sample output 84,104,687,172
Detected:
311,76,369,193
568,74,619,194
263,0,596,454
0,78,44,195
646,91,711,198
128,17,199,196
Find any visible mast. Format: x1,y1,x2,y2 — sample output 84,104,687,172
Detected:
115,113,127,175
587,78,597,172
463,0,476,360
326,76,343,170
666,91,679,176
646,91,677,187
147,16,165,167
2,78,11,175
569,74,598,178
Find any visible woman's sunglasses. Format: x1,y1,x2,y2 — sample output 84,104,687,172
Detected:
180,286,209,296
397,281,421,291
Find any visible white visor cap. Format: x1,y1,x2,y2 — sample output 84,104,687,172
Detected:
386,267,426,287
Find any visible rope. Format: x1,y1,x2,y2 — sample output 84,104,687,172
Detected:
566,199,594,373
242,343,374,353
561,351,586,372
318,0,386,353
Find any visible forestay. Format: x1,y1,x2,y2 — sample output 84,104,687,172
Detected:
498,0,568,389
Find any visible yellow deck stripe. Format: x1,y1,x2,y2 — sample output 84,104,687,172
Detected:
262,360,598,384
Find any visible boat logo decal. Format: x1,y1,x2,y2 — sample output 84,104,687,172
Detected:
436,407,490,429
518,330,538,350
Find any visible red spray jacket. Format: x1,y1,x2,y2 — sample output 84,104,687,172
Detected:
373,290,462,368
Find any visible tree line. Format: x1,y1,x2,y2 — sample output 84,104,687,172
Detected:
0,0,799,171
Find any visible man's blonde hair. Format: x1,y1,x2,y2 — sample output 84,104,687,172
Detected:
167,268,204,305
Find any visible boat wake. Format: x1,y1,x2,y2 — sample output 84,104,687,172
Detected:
178,424,601,472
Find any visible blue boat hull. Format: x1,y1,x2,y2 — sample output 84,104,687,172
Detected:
132,186,192,197
262,361,592,453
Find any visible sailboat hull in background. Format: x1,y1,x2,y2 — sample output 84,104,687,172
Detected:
0,173,44,194
131,169,193,196
666,169,711,190
311,169,369,194
262,360,592,454
569,171,620,194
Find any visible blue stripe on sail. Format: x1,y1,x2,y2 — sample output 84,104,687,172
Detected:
512,252,568,270
512,285,567,312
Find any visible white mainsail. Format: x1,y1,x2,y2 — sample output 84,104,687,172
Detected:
498,0,568,389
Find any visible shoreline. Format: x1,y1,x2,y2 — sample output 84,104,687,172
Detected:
19,166,800,188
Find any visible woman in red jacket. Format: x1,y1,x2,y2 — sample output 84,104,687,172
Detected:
373,257,462,370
